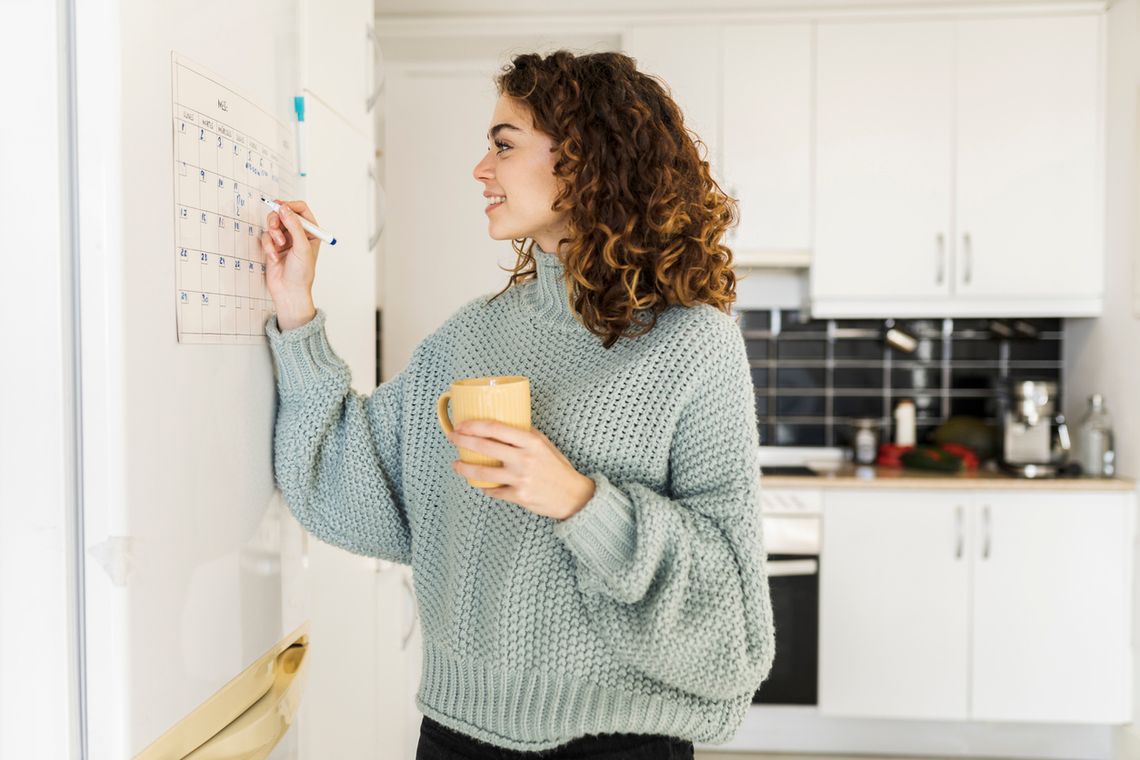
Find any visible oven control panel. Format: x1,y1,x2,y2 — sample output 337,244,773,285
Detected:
759,487,822,515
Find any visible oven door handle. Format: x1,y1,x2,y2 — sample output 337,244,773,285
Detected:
765,558,818,577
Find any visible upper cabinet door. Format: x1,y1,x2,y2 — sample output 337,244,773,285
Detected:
623,25,723,184
722,24,812,260
812,21,955,306
954,14,1103,307
302,0,376,139
819,490,971,720
970,491,1133,724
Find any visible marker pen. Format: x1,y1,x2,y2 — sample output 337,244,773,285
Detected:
294,95,307,176
260,196,337,245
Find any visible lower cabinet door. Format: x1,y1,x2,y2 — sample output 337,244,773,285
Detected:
970,491,1133,723
819,490,971,719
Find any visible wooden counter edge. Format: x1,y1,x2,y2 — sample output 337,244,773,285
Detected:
761,468,1137,491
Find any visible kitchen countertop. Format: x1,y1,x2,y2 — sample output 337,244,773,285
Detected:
761,464,1137,491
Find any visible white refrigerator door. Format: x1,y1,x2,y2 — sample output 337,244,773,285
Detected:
74,2,310,756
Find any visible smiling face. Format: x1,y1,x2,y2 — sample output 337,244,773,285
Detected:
472,94,569,254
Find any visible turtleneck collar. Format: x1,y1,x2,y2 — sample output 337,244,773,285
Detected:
523,241,583,330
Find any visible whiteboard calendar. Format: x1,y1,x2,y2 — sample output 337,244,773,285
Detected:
171,53,296,344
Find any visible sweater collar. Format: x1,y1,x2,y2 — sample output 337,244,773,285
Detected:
525,241,583,330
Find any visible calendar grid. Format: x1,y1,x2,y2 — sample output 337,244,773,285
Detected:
172,54,296,344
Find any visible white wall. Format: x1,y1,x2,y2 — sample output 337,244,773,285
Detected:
1062,0,1140,756
0,1,82,758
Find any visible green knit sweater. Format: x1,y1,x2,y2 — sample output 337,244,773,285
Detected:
265,243,775,752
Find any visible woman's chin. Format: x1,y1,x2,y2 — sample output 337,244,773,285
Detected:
486,225,524,242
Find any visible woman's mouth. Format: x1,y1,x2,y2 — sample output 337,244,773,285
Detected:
485,195,506,214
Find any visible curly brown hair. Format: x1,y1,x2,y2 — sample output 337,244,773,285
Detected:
485,50,741,349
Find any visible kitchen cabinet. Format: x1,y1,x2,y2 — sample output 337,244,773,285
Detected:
969,491,1131,723
811,14,1104,317
722,24,813,265
625,23,814,268
953,16,1103,304
818,490,971,719
819,489,1133,724
622,25,723,183
301,0,379,139
812,20,954,309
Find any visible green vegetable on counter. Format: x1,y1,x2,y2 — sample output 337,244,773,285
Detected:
899,445,965,473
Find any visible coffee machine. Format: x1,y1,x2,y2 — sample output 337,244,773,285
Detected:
1001,380,1071,478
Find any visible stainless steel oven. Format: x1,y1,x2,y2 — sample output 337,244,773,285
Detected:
752,485,821,706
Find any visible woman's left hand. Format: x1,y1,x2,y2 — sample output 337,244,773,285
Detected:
445,420,596,521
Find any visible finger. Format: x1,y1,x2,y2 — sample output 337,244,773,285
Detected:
447,431,515,461
275,202,318,242
260,232,279,260
276,205,310,247
270,228,287,248
268,212,280,230
277,199,318,226
455,420,532,447
454,460,514,485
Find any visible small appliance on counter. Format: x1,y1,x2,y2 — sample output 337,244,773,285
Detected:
1000,379,1071,478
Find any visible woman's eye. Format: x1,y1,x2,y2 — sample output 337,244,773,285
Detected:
494,140,511,154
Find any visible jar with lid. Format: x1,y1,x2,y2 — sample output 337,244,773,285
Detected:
1076,394,1116,477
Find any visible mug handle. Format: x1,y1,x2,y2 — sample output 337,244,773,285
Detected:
437,391,454,434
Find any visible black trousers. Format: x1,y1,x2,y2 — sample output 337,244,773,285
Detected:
415,716,695,760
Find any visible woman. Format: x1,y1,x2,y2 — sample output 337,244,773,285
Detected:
260,50,775,759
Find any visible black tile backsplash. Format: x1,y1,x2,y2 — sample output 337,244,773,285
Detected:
736,309,1063,447
833,339,884,360
777,339,827,360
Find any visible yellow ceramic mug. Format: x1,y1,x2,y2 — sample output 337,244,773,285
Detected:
437,375,532,488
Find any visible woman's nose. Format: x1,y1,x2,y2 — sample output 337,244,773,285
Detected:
473,151,493,181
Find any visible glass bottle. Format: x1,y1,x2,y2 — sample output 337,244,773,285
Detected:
1077,394,1115,477
852,418,879,465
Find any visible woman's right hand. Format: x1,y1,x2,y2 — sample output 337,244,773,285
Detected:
262,199,321,331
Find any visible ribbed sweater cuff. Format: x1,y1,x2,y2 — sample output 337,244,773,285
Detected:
264,308,347,395
551,472,637,580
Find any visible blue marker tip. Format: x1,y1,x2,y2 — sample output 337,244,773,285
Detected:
330,238,337,245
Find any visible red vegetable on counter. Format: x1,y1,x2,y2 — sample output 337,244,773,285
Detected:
939,442,979,470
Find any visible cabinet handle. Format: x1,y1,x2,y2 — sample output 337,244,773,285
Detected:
936,233,946,285
954,504,963,559
365,24,384,113
962,232,973,285
981,503,991,560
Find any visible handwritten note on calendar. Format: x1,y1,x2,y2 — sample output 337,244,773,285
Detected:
171,53,296,344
